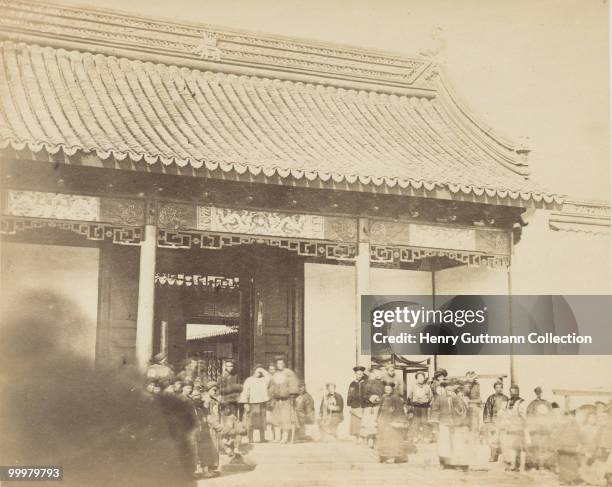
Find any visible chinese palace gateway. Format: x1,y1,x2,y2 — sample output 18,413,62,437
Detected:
0,1,610,403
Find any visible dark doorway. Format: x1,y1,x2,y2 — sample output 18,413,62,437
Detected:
153,244,304,381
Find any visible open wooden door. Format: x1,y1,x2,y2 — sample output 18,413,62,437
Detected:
250,246,304,378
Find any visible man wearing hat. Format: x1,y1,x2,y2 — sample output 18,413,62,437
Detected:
377,380,409,463
198,381,222,478
347,365,368,441
268,355,299,443
294,382,315,441
408,371,432,443
525,386,553,471
319,383,344,441
499,384,526,471
382,364,404,397
436,380,470,470
464,371,482,434
430,368,448,397
527,386,551,417
218,359,243,415
146,352,175,383
483,380,509,462
360,364,385,448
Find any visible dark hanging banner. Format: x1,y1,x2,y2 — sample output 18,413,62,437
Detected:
361,295,612,355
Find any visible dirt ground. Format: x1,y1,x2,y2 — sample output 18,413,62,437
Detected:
201,439,566,487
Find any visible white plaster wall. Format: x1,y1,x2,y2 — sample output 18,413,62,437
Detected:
0,242,100,364
304,264,431,437
433,265,511,393
304,263,355,437
512,209,611,295
433,214,612,406
511,210,612,407
369,267,432,295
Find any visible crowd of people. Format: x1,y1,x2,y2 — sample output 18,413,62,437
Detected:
144,355,612,485
145,353,317,479
346,364,612,485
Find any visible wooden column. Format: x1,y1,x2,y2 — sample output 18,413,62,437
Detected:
136,221,157,371
431,258,437,375
507,230,515,385
355,217,370,366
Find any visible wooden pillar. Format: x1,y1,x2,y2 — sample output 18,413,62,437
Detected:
431,258,438,375
136,222,157,371
507,230,515,385
355,217,370,366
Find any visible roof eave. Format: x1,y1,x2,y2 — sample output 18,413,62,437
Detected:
1,145,565,210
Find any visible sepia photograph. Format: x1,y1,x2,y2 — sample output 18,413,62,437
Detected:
0,0,611,486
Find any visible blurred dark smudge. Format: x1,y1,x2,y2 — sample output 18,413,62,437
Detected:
0,290,195,487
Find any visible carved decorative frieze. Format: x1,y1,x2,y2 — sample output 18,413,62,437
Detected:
370,219,509,255
158,202,197,230
1,216,142,245
4,190,146,227
157,229,356,261
370,220,411,245
99,198,145,226
6,190,100,221
409,224,476,250
324,216,358,242
560,202,610,218
549,200,610,234
197,206,325,239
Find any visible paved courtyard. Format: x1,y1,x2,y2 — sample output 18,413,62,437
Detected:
202,440,564,487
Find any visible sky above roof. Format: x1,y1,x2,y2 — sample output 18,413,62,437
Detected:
54,0,610,201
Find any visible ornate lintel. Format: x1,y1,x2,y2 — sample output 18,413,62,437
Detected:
0,216,143,245
157,228,356,261
369,243,509,271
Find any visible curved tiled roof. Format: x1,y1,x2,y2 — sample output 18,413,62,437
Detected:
0,42,558,203
0,0,562,206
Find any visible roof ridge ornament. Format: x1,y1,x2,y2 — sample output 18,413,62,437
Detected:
516,135,531,160
192,30,222,61
419,26,446,64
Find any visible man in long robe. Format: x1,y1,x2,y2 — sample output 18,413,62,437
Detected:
295,382,315,441
360,364,384,448
319,383,344,440
218,359,243,416
436,381,471,470
160,381,199,479
347,366,368,441
525,386,553,471
483,380,509,462
408,371,432,443
268,356,299,443
376,381,408,463
463,371,482,435
552,404,596,485
499,384,526,471
197,382,222,478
